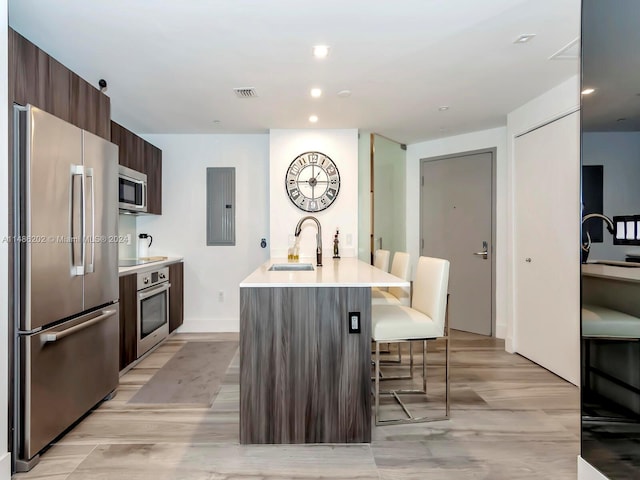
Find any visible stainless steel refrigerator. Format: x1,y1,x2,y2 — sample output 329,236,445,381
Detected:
12,105,120,471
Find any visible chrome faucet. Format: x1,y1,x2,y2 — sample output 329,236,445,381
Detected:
294,216,322,266
581,213,615,262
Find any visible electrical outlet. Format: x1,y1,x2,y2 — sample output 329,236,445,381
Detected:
346,233,352,246
218,290,224,302
348,312,360,333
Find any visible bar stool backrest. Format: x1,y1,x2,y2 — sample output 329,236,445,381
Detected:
373,249,390,272
412,256,450,337
388,252,411,304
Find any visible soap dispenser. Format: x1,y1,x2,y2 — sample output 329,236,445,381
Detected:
138,233,152,259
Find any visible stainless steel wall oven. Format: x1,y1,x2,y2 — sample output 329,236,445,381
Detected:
137,266,170,357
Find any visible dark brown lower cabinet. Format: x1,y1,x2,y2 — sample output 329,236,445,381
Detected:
118,273,138,371
169,262,184,333
119,262,184,371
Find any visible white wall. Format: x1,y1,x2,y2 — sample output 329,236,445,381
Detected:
506,74,580,352
269,129,358,260
137,134,270,332
406,127,507,338
117,213,136,259
582,132,640,261
1,0,10,477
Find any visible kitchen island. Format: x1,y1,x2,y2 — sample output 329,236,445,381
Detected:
581,262,640,476
239,257,409,444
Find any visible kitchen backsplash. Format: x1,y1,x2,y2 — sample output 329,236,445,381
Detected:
118,213,137,259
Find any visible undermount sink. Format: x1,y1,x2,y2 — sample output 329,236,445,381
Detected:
268,263,314,272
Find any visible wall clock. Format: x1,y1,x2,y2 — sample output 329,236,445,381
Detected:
285,151,340,212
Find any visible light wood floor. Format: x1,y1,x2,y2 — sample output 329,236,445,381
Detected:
14,330,579,479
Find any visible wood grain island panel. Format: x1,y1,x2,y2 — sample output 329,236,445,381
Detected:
240,286,371,444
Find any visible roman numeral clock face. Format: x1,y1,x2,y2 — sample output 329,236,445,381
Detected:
285,151,340,212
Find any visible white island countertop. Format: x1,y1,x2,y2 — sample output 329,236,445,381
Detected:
582,262,640,283
240,257,410,288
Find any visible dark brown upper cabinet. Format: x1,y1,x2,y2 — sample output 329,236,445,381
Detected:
9,28,110,141
145,142,163,215
111,121,145,173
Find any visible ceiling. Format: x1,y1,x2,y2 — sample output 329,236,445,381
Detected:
582,0,640,132
8,0,580,144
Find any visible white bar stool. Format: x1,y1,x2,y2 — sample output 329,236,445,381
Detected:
372,251,411,306
372,256,450,426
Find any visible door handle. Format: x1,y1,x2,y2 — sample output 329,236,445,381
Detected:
473,241,488,259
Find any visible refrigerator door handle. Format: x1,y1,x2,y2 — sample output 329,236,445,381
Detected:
42,308,117,343
85,167,95,274
70,164,85,276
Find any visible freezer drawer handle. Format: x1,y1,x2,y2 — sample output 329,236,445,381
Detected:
43,309,117,343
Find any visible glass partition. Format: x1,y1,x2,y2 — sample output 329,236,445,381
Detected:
581,1,640,477
371,134,406,266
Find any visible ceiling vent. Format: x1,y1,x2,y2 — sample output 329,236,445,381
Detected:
233,87,258,98
549,37,580,60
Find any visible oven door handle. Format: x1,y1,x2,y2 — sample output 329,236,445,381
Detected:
138,282,171,301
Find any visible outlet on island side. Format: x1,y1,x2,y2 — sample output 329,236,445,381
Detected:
348,312,361,334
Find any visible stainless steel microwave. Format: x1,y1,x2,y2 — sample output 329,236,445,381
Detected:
118,165,147,213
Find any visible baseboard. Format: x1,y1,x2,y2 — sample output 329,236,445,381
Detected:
495,323,506,339
177,318,239,333
505,335,515,353
0,451,11,480
578,456,609,480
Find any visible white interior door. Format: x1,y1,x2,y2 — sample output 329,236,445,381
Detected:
513,111,580,385
420,151,493,335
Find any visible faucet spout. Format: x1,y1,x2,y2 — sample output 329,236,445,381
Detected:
581,213,615,234
294,216,322,266
581,213,615,262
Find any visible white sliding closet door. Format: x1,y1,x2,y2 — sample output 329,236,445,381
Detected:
513,111,580,385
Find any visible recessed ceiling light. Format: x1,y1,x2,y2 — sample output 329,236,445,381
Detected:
312,45,330,58
581,88,596,95
514,34,536,44
212,120,221,124
310,88,322,98
337,90,351,98
309,115,319,123
438,106,450,111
